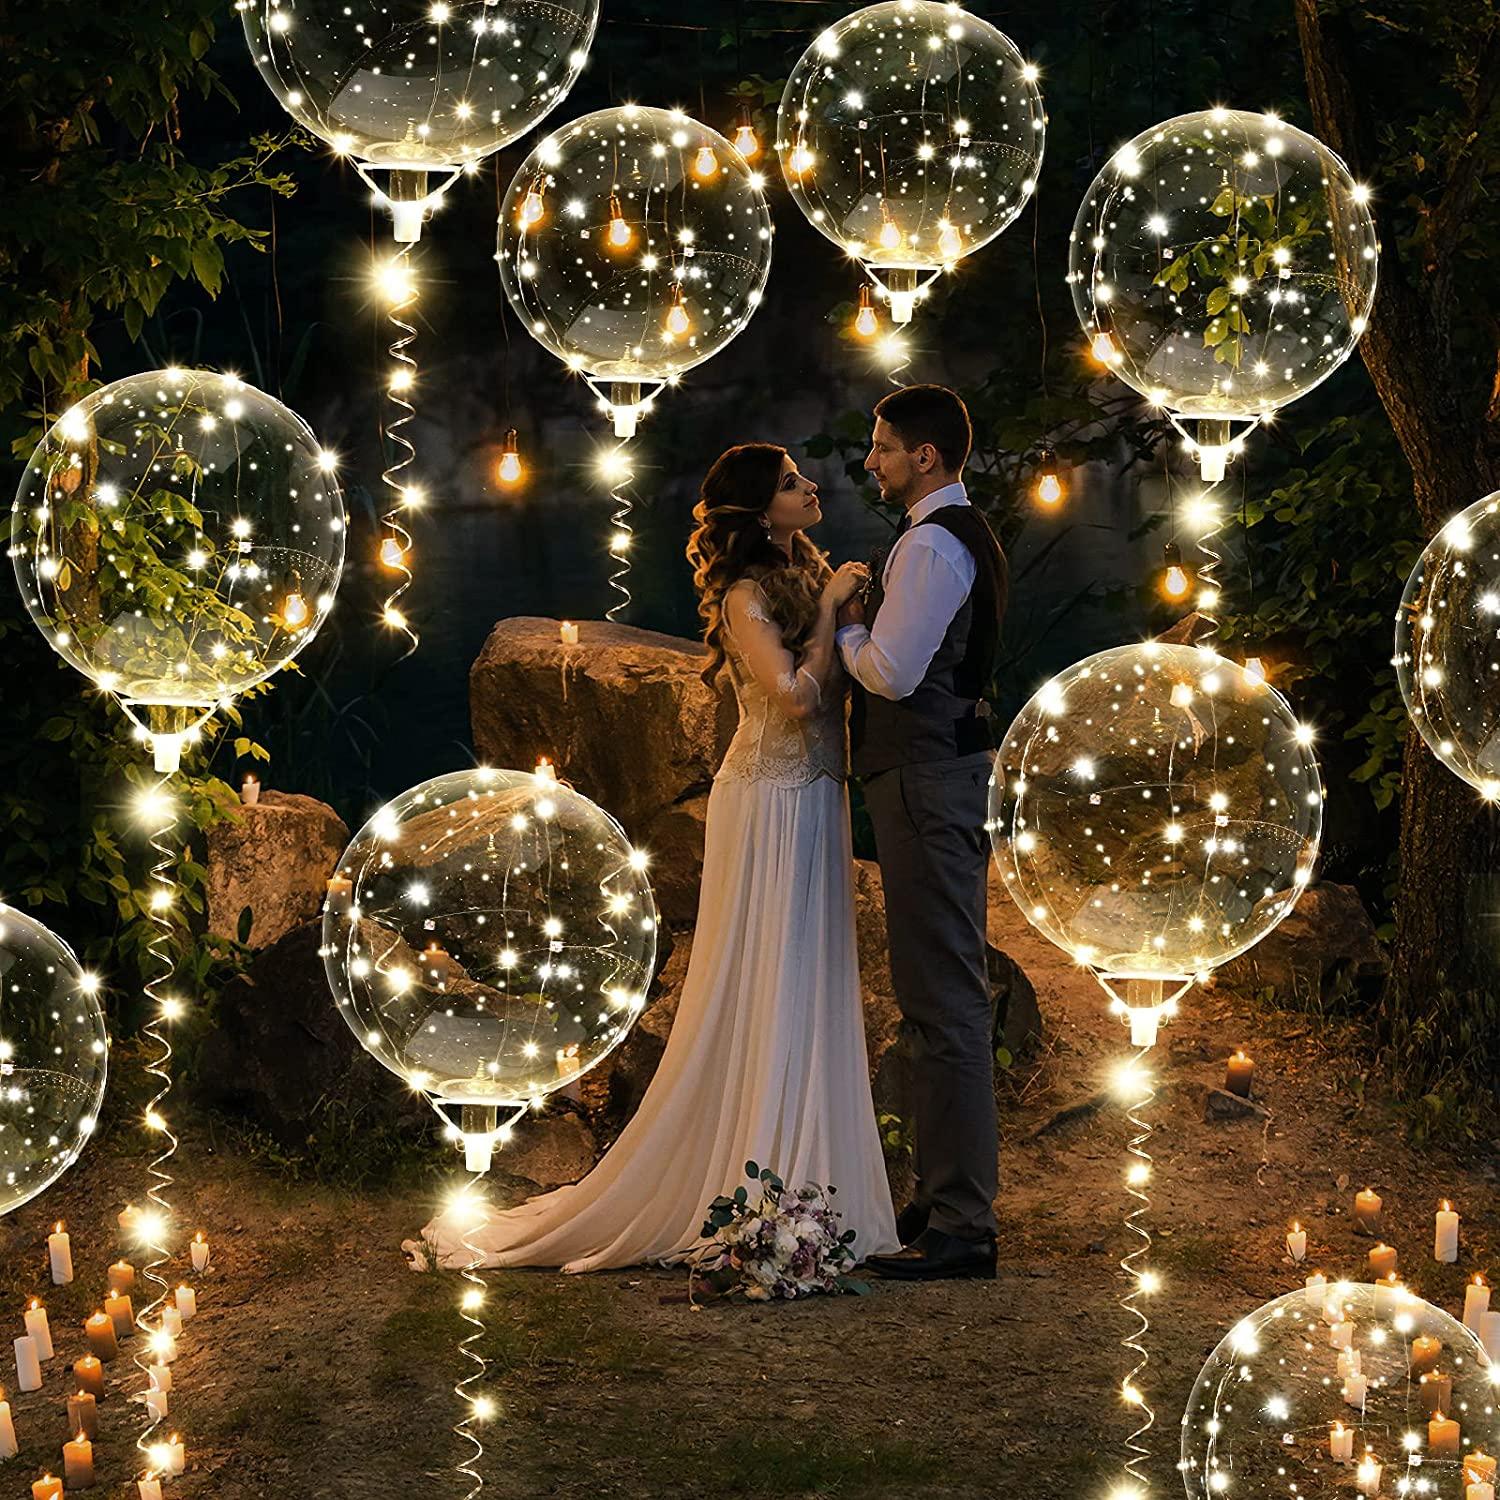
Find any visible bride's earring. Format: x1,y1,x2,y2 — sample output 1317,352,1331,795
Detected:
759,515,772,530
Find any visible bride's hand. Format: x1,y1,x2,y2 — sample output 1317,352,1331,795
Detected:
824,561,870,609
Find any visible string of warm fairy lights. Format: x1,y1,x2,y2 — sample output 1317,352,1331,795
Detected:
452,1175,493,1500
375,251,421,658
600,444,636,623
1114,1051,1159,1500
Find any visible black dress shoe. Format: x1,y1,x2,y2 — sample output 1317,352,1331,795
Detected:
895,1201,930,1246
865,1227,997,1281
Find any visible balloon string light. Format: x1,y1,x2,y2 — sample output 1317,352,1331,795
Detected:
600,442,636,623
377,247,421,662
1116,1046,1158,1500
452,1173,491,1500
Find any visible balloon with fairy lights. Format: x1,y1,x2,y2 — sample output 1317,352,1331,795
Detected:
1181,1282,1499,1500
322,762,658,1170
242,0,600,241
776,1,1044,325
1394,491,1500,801
990,641,1323,1046
10,370,346,772
0,906,109,1218
1068,108,1378,482
498,104,775,439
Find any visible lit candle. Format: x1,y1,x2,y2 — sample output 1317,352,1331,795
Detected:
1354,1188,1383,1235
420,942,453,986
138,1479,163,1500
1479,1311,1500,1362
189,1232,210,1274
325,874,352,901
65,1391,99,1439
1337,1347,1363,1379
161,1434,184,1477
1356,1452,1382,1496
62,1430,93,1489
47,1224,72,1286
1368,1242,1398,1278
1411,1334,1444,1374
1224,1050,1254,1097
1323,1294,1347,1326
107,1261,136,1295
1286,1222,1307,1263
103,1291,133,1340
71,1356,103,1400
14,1335,41,1393
25,1300,54,1360
559,620,579,647
1467,1454,1499,1486
1329,1420,1355,1461
117,1205,141,1237
1469,1482,1495,1500
160,1306,183,1339
1304,1271,1328,1308
148,1363,171,1394
1343,1371,1368,1409
1436,1200,1460,1263
1330,1320,1354,1351
174,1285,196,1320
556,1046,582,1079
1420,1370,1453,1415
1465,1276,1491,1333
1374,1272,1403,1315
0,1390,16,1459
84,1312,117,1363
1432,1413,1462,1457
146,1385,168,1422
32,1476,62,1500
240,772,261,806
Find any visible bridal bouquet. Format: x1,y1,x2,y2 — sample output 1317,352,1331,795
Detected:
693,1161,866,1301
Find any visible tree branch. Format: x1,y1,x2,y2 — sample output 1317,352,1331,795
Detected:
1428,25,1500,263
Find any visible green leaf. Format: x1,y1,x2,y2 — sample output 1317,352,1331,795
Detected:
1205,286,1231,315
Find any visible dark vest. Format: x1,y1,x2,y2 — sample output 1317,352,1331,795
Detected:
849,504,1008,776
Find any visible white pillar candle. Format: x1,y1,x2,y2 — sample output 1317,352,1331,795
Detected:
1338,1347,1363,1379
1354,1188,1383,1235
189,1234,210,1274
164,1436,185,1476
161,1306,183,1339
146,1386,169,1422
0,1397,17,1460
173,1285,197,1320
138,1479,164,1500
1287,1223,1307,1263
14,1335,41,1393
1431,1414,1462,1457
1304,1272,1328,1308
118,1204,141,1235
1468,1483,1495,1500
148,1363,171,1394
1368,1242,1398,1278
1323,1295,1346,1326
1331,1320,1355,1351
47,1225,72,1286
559,620,579,647
1465,1277,1491,1334
1343,1372,1368,1409
1329,1421,1355,1461
1480,1310,1500,1363
1437,1201,1461,1263
24,1301,53,1360
1356,1453,1382,1496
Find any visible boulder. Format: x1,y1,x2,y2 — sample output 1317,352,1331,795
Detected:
1216,882,1386,1005
469,618,736,920
499,1114,598,1190
205,791,348,949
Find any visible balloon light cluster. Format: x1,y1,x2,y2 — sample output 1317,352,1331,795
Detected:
321,761,658,1171
1068,108,1378,482
778,0,1044,325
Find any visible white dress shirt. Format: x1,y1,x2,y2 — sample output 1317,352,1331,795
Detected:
836,481,977,701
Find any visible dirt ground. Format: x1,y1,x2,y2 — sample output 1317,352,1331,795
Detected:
2,912,1497,1500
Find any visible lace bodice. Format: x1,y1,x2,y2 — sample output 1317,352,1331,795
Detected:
715,582,847,789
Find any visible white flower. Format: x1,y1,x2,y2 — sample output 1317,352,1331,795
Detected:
775,1226,800,1260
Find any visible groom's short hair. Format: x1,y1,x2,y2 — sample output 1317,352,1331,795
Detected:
874,384,972,474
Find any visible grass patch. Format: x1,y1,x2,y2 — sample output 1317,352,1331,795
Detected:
202,1372,323,1445
1154,1234,1230,1275
480,1272,663,1379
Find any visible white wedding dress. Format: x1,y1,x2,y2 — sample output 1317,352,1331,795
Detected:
420,580,899,1271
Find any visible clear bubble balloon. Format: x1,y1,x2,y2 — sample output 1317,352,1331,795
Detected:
991,642,1323,983
242,0,598,171
1181,1283,1498,1500
0,906,109,1218
498,105,775,435
321,764,658,1146
1394,492,1500,800
10,369,346,768
777,0,1044,322
1068,108,1377,476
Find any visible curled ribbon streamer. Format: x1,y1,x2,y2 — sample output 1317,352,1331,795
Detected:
381,243,420,663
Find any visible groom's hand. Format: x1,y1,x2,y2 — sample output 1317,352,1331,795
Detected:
838,597,866,629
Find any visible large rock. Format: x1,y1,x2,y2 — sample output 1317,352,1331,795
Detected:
500,1114,598,1190
469,617,736,922
205,791,348,949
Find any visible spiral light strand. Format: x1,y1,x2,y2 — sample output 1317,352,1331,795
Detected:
1118,1048,1157,1500
379,245,421,662
602,440,636,623
452,1172,491,1500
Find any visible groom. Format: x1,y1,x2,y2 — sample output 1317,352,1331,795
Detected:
836,384,1007,1281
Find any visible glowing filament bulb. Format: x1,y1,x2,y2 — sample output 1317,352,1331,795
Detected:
937,221,963,260
378,536,406,570
878,208,902,252
853,285,878,338
1160,542,1192,602
498,428,523,485
281,591,309,628
519,181,545,228
1034,448,1063,507
733,120,759,159
1091,330,1120,365
665,286,691,338
604,194,632,252
693,144,719,179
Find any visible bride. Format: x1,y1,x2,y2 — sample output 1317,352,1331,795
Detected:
421,443,899,1271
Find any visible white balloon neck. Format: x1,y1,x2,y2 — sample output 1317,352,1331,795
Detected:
1126,1005,1162,1049
390,200,427,243
462,1133,495,1174
888,290,918,324
611,405,640,439
1197,445,1229,484
150,733,184,775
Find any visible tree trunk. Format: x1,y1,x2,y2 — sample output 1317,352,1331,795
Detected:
1294,0,1500,1005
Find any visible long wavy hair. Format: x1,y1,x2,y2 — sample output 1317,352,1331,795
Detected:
686,443,831,685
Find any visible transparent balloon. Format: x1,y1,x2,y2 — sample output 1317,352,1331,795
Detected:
0,906,109,1218
991,642,1323,991
322,765,658,1163
498,105,774,435
1182,1283,1499,1500
777,0,1044,322
1394,492,1500,800
11,370,346,769
1068,108,1377,476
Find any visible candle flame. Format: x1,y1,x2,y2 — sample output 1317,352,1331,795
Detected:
1291,1221,1301,1233
1477,1274,1487,1286
54,1222,64,1233
194,1232,205,1243
29,1298,39,1310
1442,1199,1452,1211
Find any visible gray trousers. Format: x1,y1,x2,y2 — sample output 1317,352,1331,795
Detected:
863,751,998,1241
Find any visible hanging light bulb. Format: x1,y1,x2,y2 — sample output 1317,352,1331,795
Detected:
732,105,760,159
1244,657,1267,687
379,536,406,570
937,221,964,260
693,144,719,180
604,193,632,252
665,285,691,338
1091,330,1120,365
788,142,815,176
1160,541,1193,602
853,285,878,338
281,590,310,629
878,206,902,253
519,178,546,228
1034,447,1064,507
498,428,523,485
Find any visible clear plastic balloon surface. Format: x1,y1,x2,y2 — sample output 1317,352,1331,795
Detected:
497,105,774,391
242,0,599,169
777,1,1043,289
1181,1284,1499,1500
0,906,108,1218
1068,108,1377,421
1394,492,1500,799
10,370,345,736
322,766,658,1109
991,642,1323,979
